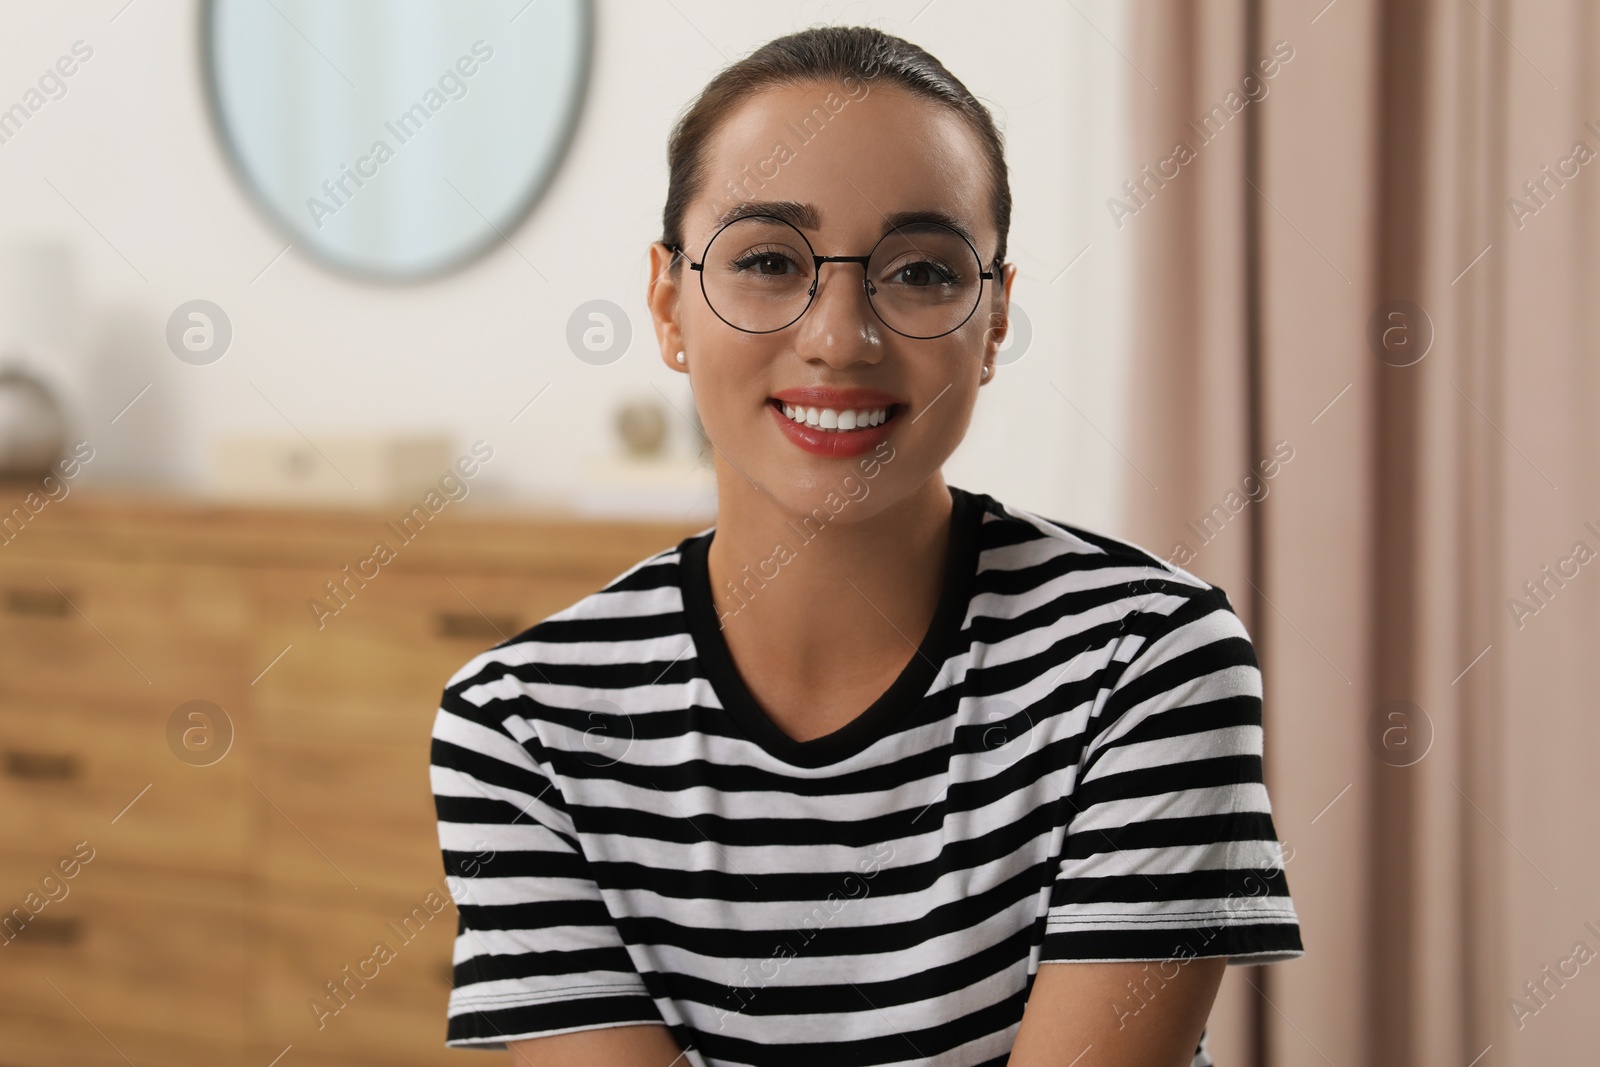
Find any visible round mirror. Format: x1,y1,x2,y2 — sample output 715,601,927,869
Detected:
203,0,591,282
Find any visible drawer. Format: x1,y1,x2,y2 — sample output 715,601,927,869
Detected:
250,568,600,740
0,865,256,1059
260,735,441,904
0,1015,248,1067
260,894,471,1067
0,556,248,702
0,695,255,879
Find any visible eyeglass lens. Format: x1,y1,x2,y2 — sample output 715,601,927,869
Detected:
698,216,985,337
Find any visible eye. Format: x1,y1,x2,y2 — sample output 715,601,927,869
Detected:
892,259,958,287
731,247,800,276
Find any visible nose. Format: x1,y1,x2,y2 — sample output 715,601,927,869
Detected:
794,259,883,364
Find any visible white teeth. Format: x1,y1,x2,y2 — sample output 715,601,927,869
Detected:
779,403,891,432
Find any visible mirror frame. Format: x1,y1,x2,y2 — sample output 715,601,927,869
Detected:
197,0,593,285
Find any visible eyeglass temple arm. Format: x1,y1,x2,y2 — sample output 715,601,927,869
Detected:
665,244,703,271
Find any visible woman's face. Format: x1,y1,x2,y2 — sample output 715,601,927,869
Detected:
648,80,1016,519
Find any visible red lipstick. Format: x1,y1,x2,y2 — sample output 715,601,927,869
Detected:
766,387,904,458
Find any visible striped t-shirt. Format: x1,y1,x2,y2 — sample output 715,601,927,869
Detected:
429,484,1304,1065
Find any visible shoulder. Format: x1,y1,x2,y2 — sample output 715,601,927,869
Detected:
964,488,1233,631
435,534,702,721
966,503,1269,766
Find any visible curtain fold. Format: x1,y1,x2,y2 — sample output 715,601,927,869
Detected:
1123,1,1599,1064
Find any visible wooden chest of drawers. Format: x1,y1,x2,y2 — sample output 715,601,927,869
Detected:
0,489,703,1066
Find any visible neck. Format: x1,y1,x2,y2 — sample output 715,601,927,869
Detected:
705,469,955,676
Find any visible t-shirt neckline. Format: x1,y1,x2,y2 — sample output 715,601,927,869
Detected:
678,485,984,768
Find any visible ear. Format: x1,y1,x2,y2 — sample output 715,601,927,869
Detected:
647,242,689,374
981,261,1019,371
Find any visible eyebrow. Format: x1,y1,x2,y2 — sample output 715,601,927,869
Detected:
709,200,984,252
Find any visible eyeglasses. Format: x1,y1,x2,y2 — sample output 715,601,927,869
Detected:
667,214,998,339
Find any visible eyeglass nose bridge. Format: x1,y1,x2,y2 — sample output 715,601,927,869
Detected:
807,254,877,300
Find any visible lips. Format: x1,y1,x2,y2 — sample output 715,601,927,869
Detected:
765,395,902,458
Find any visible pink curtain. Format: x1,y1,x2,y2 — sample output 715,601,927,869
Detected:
1124,2,1600,1064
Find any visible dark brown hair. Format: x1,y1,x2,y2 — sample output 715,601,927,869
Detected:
659,25,1011,274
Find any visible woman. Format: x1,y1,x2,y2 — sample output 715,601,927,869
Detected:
431,25,1302,1067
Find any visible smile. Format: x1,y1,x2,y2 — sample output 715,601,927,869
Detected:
777,402,892,432
765,398,901,458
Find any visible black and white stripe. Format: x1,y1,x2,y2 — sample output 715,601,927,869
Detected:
430,485,1303,1066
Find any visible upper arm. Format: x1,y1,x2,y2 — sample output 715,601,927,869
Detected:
1008,958,1226,1067
1042,586,1303,965
1014,586,1299,1063
431,676,666,1049
507,1022,686,1067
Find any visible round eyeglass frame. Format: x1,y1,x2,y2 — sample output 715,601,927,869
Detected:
666,213,1000,340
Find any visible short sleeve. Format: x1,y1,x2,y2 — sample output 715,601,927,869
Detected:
429,670,664,1047
1040,585,1305,965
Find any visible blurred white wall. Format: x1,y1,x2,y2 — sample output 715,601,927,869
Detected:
0,0,1132,529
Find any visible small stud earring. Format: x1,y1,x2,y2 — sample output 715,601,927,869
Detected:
981,364,991,380
675,351,686,364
